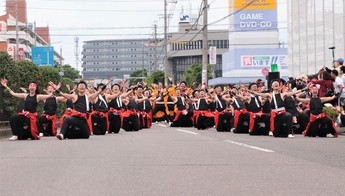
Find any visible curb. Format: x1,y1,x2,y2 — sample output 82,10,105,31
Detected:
0,128,12,139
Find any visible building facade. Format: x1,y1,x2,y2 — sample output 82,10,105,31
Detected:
211,0,288,85
288,0,345,77
0,0,63,65
168,22,229,83
81,39,164,80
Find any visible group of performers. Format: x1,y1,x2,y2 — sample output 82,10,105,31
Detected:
1,77,340,141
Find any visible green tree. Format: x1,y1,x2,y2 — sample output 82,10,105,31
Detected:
129,69,147,85
0,58,40,118
181,64,213,87
145,70,164,85
37,66,60,89
61,64,80,81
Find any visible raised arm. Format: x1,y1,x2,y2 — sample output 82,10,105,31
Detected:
1,79,27,99
37,94,53,101
320,95,337,103
295,96,310,105
49,81,76,101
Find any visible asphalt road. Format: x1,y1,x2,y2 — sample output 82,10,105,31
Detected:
1,124,345,196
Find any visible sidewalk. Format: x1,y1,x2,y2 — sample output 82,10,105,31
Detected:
0,127,11,138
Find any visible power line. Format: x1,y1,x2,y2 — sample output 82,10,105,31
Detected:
6,3,287,12
1,27,287,37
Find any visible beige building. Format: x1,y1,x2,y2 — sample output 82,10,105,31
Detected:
0,0,63,65
168,21,229,83
288,0,345,77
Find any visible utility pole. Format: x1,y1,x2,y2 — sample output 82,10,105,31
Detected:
153,23,157,74
142,43,145,80
164,0,168,85
74,37,79,71
202,0,208,86
59,47,63,65
15,0,19,61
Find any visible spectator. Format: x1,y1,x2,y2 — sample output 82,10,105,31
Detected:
340,66,345,107
331,69,343,105
311,71,334,97
333,58,344,69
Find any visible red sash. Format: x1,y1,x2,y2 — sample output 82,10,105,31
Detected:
122,109,138,118
109,107,124,128
18,111,40,140
41,113,57,136
173,110,190,122
60,108,72,128
214,110,231,127
303,113,338,137
61,109,92,133
140,111,152,128
249,111,264,133
234,109,248,128
88,110,109,133
194,110,214,124
270,109,286,133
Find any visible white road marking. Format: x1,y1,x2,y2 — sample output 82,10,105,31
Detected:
157,124,168,128
175,129,199,135
225,140,275,153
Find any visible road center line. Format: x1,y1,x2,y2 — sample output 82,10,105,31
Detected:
175,129,199,135
225,140,274,153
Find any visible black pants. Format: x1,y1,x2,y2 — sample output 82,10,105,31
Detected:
216,113,232,132
171,111,193,127
60,116,90,139
273,112,293,137
196,116,215,130
108,112,121,134
307,118,337,137
9,114,33,140
38,116,53,136
234,113,250,134
293,113,309,134
249,114,270,136
91,113,107,135
122,115,139,132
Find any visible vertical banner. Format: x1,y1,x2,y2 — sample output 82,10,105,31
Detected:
7,46,14,58
209,46,217,65
18,48,24,61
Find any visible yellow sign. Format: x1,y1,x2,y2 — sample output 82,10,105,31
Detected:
228,0,234,12
232,0,276,11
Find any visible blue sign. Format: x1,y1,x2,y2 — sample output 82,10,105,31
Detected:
233,10,278,32
32,46,54,67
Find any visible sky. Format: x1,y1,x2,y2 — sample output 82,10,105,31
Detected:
0,0,287,71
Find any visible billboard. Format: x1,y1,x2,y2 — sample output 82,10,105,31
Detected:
234,0,276,10
32,46,54,67
222,48,288,78
229,0,277,32
241,55,287,67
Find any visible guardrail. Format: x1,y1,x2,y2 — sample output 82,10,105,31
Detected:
0,121,10,128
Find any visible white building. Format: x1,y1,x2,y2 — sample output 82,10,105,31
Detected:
288,0,345,77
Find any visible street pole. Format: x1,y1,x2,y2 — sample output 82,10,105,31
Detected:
153,23,157,74
15,0,19,61
164,0,168,85
202,0,208,86
60,47,62,66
